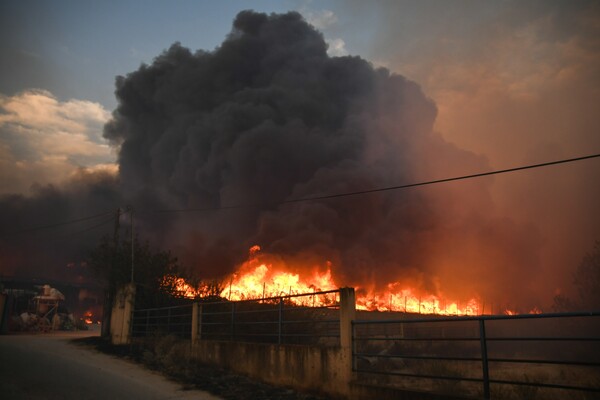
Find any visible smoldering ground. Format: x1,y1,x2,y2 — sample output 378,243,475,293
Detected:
1,11,551,309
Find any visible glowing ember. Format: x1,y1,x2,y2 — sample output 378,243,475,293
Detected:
83,310,93,324
529,306,543,314
172,245,540,315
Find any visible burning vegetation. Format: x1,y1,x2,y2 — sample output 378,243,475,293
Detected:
170,245,532,315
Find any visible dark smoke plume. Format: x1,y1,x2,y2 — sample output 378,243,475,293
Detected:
103,11,542,307
2,11,545,309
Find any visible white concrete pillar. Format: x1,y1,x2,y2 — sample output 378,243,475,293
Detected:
110,283,136,345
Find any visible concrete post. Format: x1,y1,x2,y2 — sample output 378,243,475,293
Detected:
338,287,356,394
339,287,356,349
110,283,136,345
191,302,202,343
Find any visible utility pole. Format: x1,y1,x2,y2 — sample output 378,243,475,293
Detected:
114,208,121,247
102,207,121,338
127,206,134,284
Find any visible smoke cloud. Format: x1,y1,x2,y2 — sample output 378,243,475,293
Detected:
329,1,600,304
2,10,567,309
100,10,543,307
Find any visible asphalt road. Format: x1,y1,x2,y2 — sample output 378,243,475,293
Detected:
0,328,222,400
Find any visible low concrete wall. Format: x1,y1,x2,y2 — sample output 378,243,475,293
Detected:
192,339,352,397
189,340,468,399
189,288,357,398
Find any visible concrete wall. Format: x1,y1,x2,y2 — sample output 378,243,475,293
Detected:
192,340,352,396
189,287,356,397
132,286,462,399
110,283,135,345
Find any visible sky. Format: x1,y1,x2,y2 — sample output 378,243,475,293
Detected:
1,1,597,184
1,1,599,307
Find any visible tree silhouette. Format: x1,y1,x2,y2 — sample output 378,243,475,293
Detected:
553,241,600,311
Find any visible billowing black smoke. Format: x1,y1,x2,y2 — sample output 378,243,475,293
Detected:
1,11,545,308
103,11,437,277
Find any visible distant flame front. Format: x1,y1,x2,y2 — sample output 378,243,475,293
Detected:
173,245,530,315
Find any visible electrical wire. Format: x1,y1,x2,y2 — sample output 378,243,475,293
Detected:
49,215,116,241
2,152,599,234
1,210,115,237
151,153,600,213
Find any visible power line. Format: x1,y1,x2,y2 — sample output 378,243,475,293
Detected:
282,153,600,204
1,210,115,237
2,152,599,233
48,215,116,242
152,153,600,213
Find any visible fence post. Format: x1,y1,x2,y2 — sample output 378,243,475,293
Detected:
110,283,136,345
278,297,284,345
146,309,150,335
191,302,201,343
231,302,236,340
351,320,356,372
167,307,171,334
479,318,491,400
339,287,356,394
339,287,356,349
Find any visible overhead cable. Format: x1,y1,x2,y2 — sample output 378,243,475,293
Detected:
1,210,115,237
152,153,600,213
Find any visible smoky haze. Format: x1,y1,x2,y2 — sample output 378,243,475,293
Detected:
0,169,120,280
2,11,562,309
338,1,600,305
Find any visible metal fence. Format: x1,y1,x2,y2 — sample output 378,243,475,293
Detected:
200,289,341,346
352,311,600,400
132,303,194,339
131,289,342,346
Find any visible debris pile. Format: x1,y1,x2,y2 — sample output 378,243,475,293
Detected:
9,284,88,332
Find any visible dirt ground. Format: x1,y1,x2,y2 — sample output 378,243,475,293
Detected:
73,335,338,400
0,330,220,400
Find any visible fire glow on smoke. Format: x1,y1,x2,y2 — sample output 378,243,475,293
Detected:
172,245,534,315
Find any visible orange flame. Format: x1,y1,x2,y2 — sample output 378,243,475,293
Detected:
220,246,338,307
83,310,93,324
172,245,539,315
172,277,197,298
355,285,484,315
